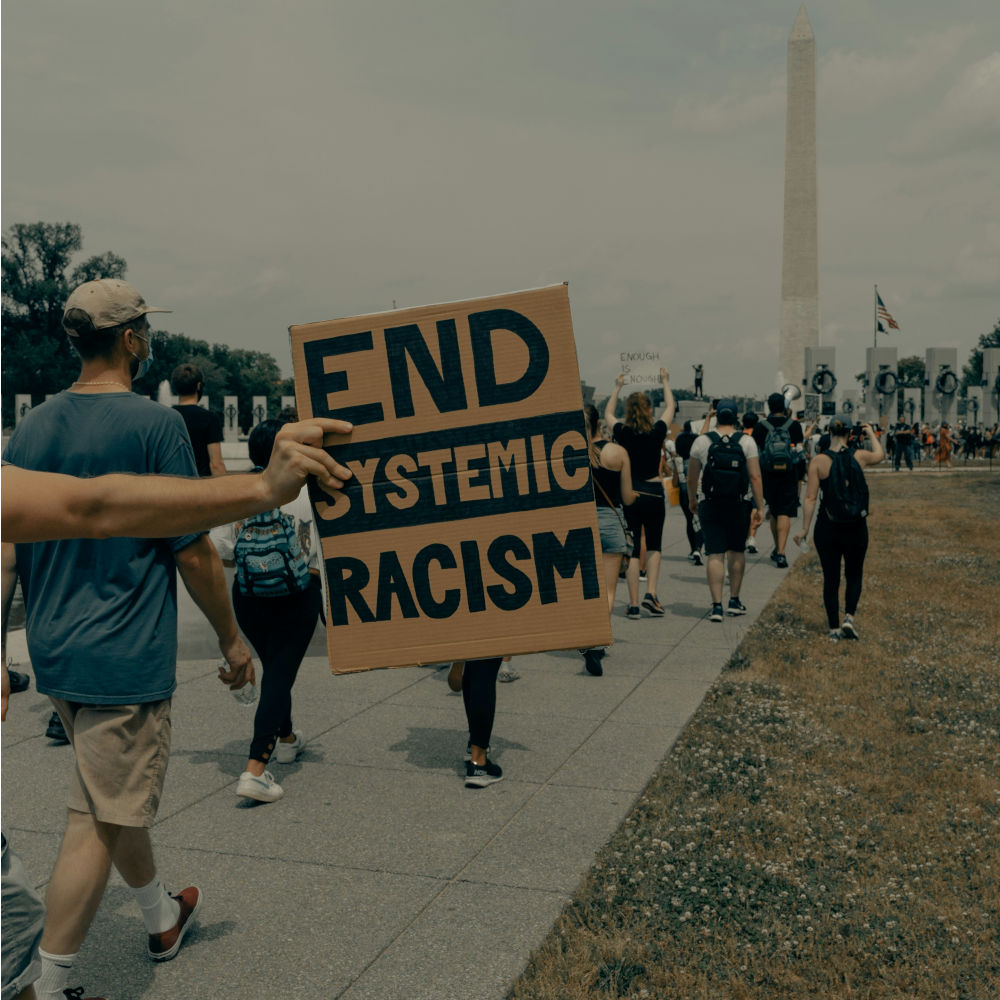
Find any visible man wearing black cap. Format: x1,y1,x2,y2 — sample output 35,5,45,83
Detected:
753,392,805,569
1,279,254,998
687,400,764,622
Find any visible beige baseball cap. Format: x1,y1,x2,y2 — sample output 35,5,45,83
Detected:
62,278,171,335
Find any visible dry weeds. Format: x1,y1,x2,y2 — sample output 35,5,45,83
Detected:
509,471,1000,1000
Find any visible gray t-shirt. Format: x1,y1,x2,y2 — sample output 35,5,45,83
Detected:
4,391,201,704
689,430,759,502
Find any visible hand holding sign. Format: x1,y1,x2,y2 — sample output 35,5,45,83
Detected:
261,417,354,507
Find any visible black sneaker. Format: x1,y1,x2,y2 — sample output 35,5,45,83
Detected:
638,570,647,582
689,550,703,566
6,669,30,693
746,539,758,554
465,758,503,788
840,615,859,640
626,605,641,620
46,711,70,744
769,549,779,563
583,649,604,676
641,593,664,616
710,603,724,622
727,598,747,616
774,553,788,569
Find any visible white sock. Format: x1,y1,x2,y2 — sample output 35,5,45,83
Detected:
132,877,180,934
37,948,76,998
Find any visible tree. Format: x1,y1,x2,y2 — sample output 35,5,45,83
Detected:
2,222,127,425
897,355,925,388
961,319,1000,392
3,221,295,432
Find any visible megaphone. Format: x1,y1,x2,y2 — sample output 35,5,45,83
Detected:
781,383,802,410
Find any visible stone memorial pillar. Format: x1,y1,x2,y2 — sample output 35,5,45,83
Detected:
252,396,267,428
839,389,861,421
901,388,921,427
280,395,296,415
804,346,836,415
865,347,898,427
223,396,239,442
15,395,32,425
924,348,959,426
965,388,982,429
198,396,210,410
983,348,1000,425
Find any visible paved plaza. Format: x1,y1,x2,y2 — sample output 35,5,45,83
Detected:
2,509,800,1000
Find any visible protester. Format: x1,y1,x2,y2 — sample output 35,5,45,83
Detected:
212,419,324,803
793,418,884,639
2,414,350,1000
742,412,761,553
935,423,953,468
0,278,258,999
171,362,227,477
893,420,914,471
448,658,506,788
672,420,704,565
692,363,704,397
581,404,636,676
604,368,676,620
687,400,764,622
753,392,804,569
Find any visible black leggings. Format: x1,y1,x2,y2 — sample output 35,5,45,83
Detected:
679,491,703,552
462,657,502,750
624,489,666,557
813,516,869,629
232,576,322,762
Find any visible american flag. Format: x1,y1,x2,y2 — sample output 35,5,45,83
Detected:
876,291,900,331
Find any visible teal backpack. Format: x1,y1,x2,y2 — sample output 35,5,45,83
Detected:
234,508,311,597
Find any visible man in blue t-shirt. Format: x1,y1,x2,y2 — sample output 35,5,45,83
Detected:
1,279,254,998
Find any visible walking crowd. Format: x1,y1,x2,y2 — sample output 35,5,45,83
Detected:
2,279,945,1000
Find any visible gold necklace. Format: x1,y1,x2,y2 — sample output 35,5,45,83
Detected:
71,380,132,391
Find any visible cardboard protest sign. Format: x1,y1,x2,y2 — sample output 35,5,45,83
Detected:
290,284,611,673
618,349,662,392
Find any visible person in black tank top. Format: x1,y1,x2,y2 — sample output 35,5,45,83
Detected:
793,419,884,640
581,405,637,675
604,369,675,620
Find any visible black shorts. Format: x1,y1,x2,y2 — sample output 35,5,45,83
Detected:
763,472,799,518
698,499,752,555
623,489,666,557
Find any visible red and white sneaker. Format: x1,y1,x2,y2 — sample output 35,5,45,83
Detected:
147,886,202,961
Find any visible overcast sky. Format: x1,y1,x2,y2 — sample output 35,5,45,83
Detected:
3,1,998,397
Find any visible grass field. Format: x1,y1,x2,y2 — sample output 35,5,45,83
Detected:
508,471,1000,1000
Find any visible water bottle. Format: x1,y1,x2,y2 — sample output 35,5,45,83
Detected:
232,682,258,706
222,659,258,706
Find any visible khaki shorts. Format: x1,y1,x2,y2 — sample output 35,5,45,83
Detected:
50,698,172,828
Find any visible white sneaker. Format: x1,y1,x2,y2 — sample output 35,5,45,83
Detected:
237,770,284,802
840,616,859,640
274,732,304,764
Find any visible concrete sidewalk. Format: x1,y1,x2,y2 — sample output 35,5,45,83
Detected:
1,511,800,1000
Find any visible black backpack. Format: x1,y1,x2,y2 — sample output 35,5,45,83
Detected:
823,449,869,523
702,432,749,502
759,417,795,473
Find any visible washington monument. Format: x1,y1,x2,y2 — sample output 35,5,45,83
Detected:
779,5,818,390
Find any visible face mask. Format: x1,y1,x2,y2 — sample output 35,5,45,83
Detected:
130,331,154,381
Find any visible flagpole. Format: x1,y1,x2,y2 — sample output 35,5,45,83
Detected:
873,284,878,350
